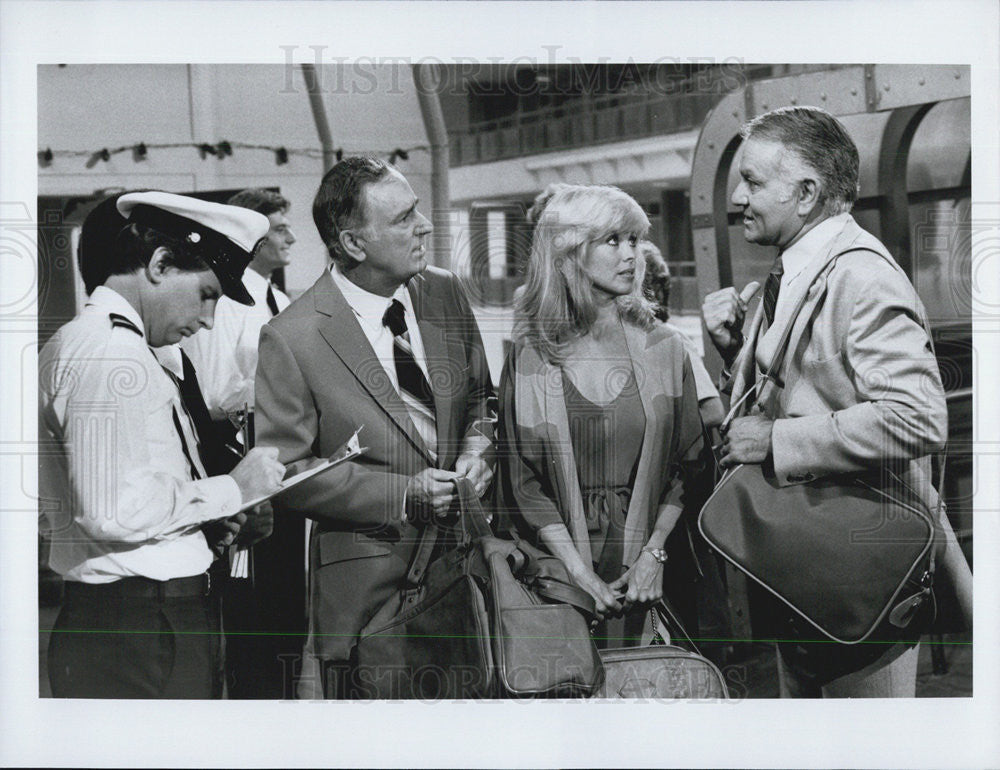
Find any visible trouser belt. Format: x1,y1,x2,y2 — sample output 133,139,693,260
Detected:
64,573,213,601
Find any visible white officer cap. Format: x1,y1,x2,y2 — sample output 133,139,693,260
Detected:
117,190,270,305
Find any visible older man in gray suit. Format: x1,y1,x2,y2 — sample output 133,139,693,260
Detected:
703,106,968,697
255,156,494,699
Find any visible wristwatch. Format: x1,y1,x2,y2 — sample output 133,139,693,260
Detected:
641,546,668,564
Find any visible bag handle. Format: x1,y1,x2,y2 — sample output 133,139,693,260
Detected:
405,522,438,587
404,476,492,587
652,597,703,657
452,476,494,543
532,575,599,621
502,530,599,620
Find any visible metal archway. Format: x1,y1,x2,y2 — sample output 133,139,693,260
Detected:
690,63,970,305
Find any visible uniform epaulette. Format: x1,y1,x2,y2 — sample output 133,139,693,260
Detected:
109,313,143,337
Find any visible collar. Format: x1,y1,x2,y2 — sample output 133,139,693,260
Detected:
241,266,271,300
87,285,147,337
154,344,184,379
329,264,408,326
780,212,852,285
87,286,184,377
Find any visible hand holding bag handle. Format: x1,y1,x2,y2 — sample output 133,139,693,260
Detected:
716,244,971,633
404,477,494,588
451,478,599,621
756,247,971,630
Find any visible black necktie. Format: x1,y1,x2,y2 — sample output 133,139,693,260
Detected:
178,349,242,475
161,349,241,477
158,351,205,481
762,255,784,328
382,299,436,415
266,283,280,317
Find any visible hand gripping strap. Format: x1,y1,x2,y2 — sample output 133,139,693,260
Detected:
453,476,494,542
719,243,946,521
532,575,598,621
405,477,492,587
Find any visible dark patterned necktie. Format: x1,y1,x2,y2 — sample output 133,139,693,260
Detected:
178,349,241,475
762,255,784,328
157,351,205,481
382,299,436,416
266,283,280,317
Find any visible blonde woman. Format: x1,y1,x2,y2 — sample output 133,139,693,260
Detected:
496,185,704,647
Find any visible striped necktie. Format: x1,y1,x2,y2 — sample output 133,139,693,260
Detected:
762,254,784,328
382,299,438,458
383,299,436,415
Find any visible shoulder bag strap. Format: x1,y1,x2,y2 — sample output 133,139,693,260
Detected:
532,575,598,621
739,244,947,518
405,523,439,587
405,476,495,587
453,476,494,541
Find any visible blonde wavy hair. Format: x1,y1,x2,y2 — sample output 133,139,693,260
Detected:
513,184,656,363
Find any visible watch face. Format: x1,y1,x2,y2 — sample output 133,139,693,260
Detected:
644,547,667,563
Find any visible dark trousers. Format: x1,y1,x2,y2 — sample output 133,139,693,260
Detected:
222,513,308,699
48,577,221,699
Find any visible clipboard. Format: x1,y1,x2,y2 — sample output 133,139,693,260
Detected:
237,427,366,513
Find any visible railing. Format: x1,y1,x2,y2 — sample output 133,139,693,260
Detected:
448,65,851,166
450,90,722,166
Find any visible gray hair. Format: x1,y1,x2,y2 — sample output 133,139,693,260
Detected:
741,106,860,215
312,155,391,269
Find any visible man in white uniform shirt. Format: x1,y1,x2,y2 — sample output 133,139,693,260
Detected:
181,188,307,698
39,191,285,698
182,188,295,424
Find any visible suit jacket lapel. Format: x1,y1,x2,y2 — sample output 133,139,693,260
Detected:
314,271,434,463
755,218,859,413
772,218,860,378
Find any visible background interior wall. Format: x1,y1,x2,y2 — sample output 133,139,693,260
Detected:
38,63,433,298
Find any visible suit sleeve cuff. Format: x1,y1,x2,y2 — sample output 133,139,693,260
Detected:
771,416,828,486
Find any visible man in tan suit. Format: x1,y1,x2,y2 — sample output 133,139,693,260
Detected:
255,156,494,698
702,106,954,697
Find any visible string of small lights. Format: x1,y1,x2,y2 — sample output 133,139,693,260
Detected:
37,142,425,168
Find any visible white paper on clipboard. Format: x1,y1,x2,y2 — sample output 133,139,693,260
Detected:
238,427,366,512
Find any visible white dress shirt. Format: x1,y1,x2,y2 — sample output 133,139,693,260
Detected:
328,264,437,458
328,265,431,390
755,212,852,373
38,287,242,583
773,212,852,318
181,267,290,420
